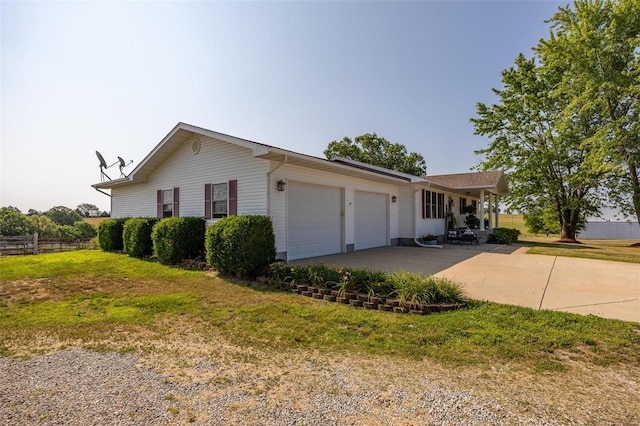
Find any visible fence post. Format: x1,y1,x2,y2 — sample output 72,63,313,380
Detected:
33,232,39,255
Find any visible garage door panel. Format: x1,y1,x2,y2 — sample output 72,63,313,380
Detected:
355,191,387,250
288,182,342,260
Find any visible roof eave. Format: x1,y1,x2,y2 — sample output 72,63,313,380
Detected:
91,177,131,189
258,148,416,184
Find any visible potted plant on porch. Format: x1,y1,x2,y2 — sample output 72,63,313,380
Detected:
421,234,438,245
463,205,480,229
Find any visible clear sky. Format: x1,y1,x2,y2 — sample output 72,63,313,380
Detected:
1,0,567,213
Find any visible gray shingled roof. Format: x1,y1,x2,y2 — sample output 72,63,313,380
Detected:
425,171,508,195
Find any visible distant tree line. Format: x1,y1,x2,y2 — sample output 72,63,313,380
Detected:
0,204,106,238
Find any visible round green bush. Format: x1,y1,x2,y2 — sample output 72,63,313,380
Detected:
205,215,276,278
97,218,127,252
123,218,158,258
487,228,521,244
152,217,205,264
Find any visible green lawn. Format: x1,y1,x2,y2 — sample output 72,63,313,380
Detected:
498,214,640,264
522,237,640,264
1,251,639,372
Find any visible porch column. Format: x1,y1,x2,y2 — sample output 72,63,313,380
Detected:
495,195,500,228
487,192,493,230
479,190,485,231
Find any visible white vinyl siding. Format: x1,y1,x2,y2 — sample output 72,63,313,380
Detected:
110,135,269,218
287,181,342,260
398,185,414,238
355,191,388,250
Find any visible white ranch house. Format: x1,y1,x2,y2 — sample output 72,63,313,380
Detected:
93,122,508,261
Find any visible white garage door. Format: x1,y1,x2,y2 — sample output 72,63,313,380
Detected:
355,191,388,250
287,182,342,260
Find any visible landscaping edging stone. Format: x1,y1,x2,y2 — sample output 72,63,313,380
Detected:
256,276,466,315
181,259,212,270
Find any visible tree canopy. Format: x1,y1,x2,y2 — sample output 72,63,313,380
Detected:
324,133,426,176
472,0,639,240
46,206,83,226
76,203,101,218
0,207,33,236
0,206,97,238
540,0,640,224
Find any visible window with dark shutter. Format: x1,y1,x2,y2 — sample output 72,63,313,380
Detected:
158,188,179,218
205,180,237,219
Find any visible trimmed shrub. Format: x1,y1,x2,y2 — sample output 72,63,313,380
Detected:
72,221,98,239
98,218,127,252
152,217,205,264
123,218,158,258
487,227,521,244
205,215,276,278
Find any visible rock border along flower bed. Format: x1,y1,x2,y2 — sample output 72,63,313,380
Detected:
259,263,467,315
178,259,467,315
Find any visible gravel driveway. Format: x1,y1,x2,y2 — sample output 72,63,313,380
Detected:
1,349,560,426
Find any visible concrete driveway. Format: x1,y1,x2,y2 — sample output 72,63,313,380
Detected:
296,245,640,323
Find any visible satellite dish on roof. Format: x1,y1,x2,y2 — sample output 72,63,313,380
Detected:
95,151,133,181
96,151,107,169
96,151,112,181
117,156,133,178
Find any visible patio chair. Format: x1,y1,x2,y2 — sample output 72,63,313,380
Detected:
447,228,479,245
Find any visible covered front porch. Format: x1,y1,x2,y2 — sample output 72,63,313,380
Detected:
425,170,509,233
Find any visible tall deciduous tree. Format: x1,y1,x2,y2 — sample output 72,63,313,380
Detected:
0,207,33,236
76,203,100,218
472,54,610,240
28,215,59,238
324,133,426,176
46,206,83,226
539,0,640,225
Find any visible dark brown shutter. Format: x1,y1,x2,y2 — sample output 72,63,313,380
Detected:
204,183,212,219
421,189,426,219
173,187,180,217
228,179,237,216
157,190,162,218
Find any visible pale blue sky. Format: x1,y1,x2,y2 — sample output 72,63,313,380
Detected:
1,0,567,213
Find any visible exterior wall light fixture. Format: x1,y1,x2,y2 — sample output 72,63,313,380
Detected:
277,180,286,191
391,196,397,203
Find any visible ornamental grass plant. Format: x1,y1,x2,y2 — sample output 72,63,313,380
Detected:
266,262,465,305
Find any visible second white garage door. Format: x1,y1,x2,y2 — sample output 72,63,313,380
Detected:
287,181,342,260
355,191,388,250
